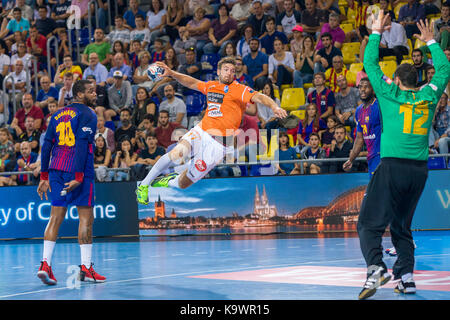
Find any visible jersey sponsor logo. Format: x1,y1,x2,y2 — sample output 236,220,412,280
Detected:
207,103,223,117
194,159,207,172
363,134,376,140
207,92,224,103
54,109,76,121
82,127,93,134
224,85,229,93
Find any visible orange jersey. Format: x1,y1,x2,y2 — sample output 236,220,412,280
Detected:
197,80,257,136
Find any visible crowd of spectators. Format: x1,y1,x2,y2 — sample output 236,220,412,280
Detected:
0,0,449,186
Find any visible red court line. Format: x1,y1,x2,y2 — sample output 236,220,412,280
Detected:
191,266,450,292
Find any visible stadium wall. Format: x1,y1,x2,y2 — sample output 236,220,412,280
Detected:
0,182,139,240
0,171,448,240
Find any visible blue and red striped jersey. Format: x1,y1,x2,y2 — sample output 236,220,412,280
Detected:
355,99,381,161
41,103,97,180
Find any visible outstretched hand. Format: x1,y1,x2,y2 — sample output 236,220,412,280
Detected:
413,19,435,43
155,61,172,78
371,11,390,34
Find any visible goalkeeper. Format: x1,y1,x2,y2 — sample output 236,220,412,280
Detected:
357,12,450,300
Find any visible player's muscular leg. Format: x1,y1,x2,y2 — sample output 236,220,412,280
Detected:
177,170,194,189
168,139,191,165
168,140,194,189
78,207,94,244
44,207,67,241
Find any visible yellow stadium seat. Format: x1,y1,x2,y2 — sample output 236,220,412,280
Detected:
256,134,268,161
381,55,396,61
379,60,397,78
258,133,279,160
339,6,346,17
303,83,313,90
394,2,407,18
274,89,280,100
280,84,293,91
348,62,363,81
290,110,305,120
287,134,295,147
340,23,354,34
402,59,413,64
414,39,426,49
407,38,413,56
349,62,363,74
280,88,306,112
342,42,360,64
346,7,356,23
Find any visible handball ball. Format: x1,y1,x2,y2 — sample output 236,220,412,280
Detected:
147,63,164,82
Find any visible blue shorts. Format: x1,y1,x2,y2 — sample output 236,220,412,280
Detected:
49,170,95,207
368,155,381,178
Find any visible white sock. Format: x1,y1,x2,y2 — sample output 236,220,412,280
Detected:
43,240,56,266
80,244,92,267
141,153,174,186
168,174,181,188
401,272,414,282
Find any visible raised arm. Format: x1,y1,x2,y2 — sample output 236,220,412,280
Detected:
363,12,398,97
251,92,287,119
155,61,202,91
415,20,450,103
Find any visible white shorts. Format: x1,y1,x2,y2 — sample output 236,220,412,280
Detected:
181,125,234,183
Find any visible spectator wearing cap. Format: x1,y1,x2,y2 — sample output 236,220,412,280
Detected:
315,11,345,50
301,0,328,39
203,4,238,55
290,24,304,57
276,0,302,40
107,53,133,85
246,0,269,38
82,52,109,86
108,70,133,115
177,46,203,82
260,16,288,55
243,37,268,90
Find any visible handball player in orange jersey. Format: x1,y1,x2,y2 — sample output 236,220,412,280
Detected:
136,57,287,204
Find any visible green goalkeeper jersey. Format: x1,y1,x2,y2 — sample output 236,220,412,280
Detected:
364,33,450,161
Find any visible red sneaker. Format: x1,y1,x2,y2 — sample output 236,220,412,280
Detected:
79,264,106,283
37,261,57,285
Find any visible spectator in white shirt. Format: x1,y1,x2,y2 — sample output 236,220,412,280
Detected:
268,38,295,89
378,12,409,64
106,15,131,50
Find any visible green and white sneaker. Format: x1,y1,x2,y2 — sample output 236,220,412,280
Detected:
151,173,178,188
136,184,149,205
